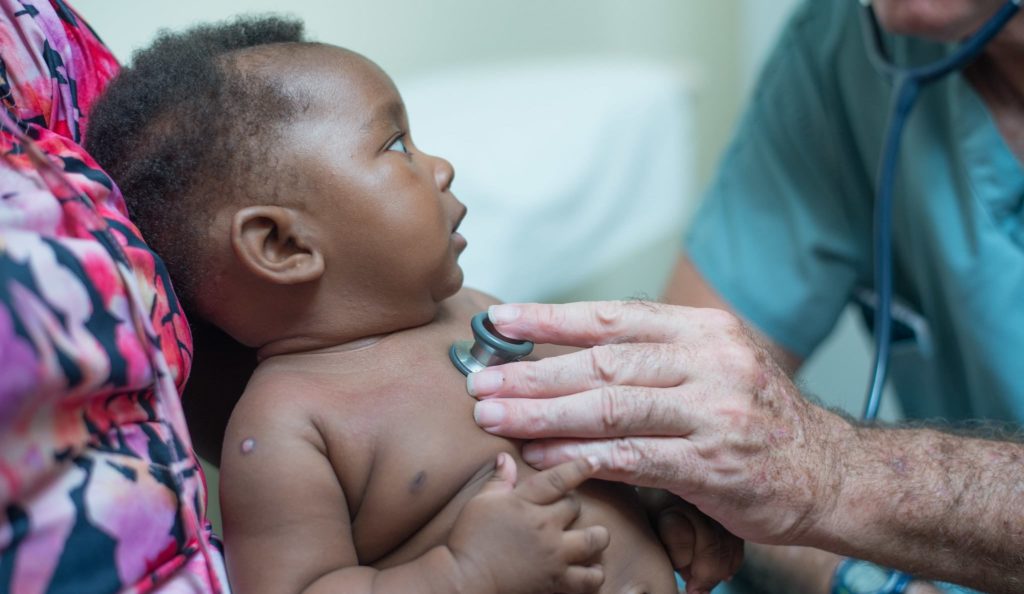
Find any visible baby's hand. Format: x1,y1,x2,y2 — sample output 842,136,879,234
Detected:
448,453,609,594
653,499,744,594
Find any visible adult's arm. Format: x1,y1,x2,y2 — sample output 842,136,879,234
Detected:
467,301,1024,593
0,3,224,591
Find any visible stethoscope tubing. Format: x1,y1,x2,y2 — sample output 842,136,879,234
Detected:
857,0,1020,421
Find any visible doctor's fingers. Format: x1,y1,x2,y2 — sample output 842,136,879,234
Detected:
474,385,703,440
469,342,691,400
516,436,704,493
486,301,742,348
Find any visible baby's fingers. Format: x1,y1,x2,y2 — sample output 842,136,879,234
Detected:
659,506,741,593
557,564,605,594
685,523,743,594
658,509,697,571
548,493,584,527
476,452,517,496
517,457,598,504
561,526,610,564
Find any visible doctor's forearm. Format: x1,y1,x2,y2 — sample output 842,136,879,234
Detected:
810,424,1024,593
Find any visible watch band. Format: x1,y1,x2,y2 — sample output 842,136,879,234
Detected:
891,571,913,594
832,558,914,594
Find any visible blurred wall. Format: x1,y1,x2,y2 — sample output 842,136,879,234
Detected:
75,0,743,185
740,0,801,91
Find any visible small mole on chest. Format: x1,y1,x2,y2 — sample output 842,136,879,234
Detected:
409,471,427,494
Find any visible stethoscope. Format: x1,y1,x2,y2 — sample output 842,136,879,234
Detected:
447,1,1024,420
857,0,1020,420
450,312,533,375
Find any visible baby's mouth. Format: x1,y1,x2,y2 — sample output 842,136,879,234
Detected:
452,204,468,234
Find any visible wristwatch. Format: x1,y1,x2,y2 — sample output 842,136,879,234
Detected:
832,558,913,594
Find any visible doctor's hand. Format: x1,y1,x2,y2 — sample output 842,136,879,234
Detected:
467,301,855,549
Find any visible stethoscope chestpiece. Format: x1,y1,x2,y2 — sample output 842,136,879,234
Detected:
449,311,534,376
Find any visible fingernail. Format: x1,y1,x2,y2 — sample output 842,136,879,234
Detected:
586,455,600,470
466,370,503,396
488,304,520,324
522,446,543,465
474,401,506,430
495,452,506,469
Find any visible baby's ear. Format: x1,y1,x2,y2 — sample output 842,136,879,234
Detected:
231,205,325,285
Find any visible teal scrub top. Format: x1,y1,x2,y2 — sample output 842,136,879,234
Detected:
686,0,1024,423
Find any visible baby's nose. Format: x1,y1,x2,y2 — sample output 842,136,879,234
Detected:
433,154,455,192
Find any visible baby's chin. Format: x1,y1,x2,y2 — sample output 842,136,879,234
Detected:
428,264,464,305
441,266,466,300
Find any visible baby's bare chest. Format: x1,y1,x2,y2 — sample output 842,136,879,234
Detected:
307,344,677,593
318,346,519,565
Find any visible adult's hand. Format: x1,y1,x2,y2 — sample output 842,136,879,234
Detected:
467,300,855,547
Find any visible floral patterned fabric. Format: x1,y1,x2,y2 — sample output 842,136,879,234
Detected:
0,1,227,592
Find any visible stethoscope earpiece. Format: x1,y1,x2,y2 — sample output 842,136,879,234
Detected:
450,311,534,376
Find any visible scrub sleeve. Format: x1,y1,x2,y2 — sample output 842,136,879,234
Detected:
685,0,872,360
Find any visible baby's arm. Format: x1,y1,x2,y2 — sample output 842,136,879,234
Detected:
220,387,609,594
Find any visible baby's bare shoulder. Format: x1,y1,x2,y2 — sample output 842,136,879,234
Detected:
224,362,369,459
223,370,320,459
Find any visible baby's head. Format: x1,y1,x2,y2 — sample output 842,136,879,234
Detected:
88,17,467,348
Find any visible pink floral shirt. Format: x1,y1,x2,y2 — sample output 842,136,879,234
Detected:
0,1,227,591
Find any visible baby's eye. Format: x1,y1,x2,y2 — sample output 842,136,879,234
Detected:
387,136,409,154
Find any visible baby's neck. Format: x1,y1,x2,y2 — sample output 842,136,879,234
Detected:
254,301,451,362
256,332,389,362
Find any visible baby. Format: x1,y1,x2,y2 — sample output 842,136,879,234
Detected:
87,17,681,594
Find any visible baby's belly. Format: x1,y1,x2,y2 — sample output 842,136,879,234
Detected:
368,456,678,594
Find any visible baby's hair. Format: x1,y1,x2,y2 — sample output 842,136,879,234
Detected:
87,16,306,307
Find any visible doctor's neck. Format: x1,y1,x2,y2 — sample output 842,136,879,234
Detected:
968,22,1024,163
983,22,1024,98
